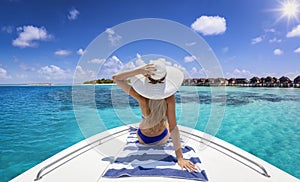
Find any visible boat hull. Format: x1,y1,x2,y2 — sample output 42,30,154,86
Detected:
11,125,299,182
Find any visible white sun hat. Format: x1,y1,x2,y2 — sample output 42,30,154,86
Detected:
130,60,184,100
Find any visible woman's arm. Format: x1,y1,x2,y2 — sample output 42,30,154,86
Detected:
112,64,155,100
166,95,197,172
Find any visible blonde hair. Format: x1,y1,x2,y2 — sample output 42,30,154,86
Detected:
140,99,167,130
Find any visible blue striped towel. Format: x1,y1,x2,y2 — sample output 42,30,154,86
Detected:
103,127,208,181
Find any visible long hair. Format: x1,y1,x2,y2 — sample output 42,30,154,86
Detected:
140,99,167,130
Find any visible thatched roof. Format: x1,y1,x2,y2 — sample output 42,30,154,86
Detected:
294,76,300,84
236,78,248,84
265,76,275,83
279,76,292,83
250,77,260,83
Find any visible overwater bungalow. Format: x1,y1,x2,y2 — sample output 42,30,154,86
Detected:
294,76,300,88
227,78,248,86
182,75,300,88
260,77,266,87
273,77,279,87
204,78,215,86
228,78,236,86
212,78,227,86
182,78,195,86
249,77,261,87
264,76,279,87
235,78,249,86
197,78,207,86
182,78,206,86
279,76,293,87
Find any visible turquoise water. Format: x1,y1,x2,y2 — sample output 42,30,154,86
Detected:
0,85,299,181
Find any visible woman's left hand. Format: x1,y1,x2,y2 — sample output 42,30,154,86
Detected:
136,64,156,78
177,158,198,172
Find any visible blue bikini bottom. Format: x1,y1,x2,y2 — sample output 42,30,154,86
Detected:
137,128,168,144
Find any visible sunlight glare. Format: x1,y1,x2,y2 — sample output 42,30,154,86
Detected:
282,0,299,18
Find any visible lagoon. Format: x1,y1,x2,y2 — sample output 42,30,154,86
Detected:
0,85,299,181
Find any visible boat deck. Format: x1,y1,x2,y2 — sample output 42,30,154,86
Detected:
11,125,299,182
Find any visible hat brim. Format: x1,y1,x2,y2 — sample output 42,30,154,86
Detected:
130,66,184,100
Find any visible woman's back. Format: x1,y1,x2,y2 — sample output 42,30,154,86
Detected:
139,99,169,136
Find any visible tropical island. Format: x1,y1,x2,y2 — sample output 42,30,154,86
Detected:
84,75,300,88
83,78,114,84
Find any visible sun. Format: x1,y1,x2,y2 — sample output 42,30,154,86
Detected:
276,0,300,22
281,0,300,19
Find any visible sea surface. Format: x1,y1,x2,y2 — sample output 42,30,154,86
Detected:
0,85,299,181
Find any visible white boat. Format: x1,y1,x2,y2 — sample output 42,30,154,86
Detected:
11,125,299,182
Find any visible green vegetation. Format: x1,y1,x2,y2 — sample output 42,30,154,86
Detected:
83,78,114,84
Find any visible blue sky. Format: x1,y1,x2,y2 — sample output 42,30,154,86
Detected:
1,0,300,84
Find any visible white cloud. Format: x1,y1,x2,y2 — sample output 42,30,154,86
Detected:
185,42,196,46
88,58,106,64
2,25,14,33
19,63,35,71
188,67,199,78
225,68,254,79
251,36,263,44
0,67,11,79
184,55,197,63
149,58,172,66
87,55,130,79
286,25,300,38
122,62,136,70
104,56,122,67
173,63,186,72
188,67,206,78
54,49,71,56
294,47,300,53
252,29,281,45
269,37,282,43
191,15,226,35
38,65,72,80
98,56,124,77
67,8,80,20
77,48,86,55
273,49,283,55
173,63,188,78
135,53,146,66
105,28,122,46
88,54,145,78
12,25,52,48
191,67,198,75
222,46,229,53
74,65,97,82
136,53,142,59
94,54,189,79
265,28,276,33
75,65,85,75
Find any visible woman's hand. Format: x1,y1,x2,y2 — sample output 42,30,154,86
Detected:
137,64,156,77
177,158,198,172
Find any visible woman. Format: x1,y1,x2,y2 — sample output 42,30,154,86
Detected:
112,60,197,172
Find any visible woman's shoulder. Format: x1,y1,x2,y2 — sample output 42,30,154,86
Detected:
165,95,175,104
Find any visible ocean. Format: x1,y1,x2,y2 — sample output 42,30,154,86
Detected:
0,85,299,181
